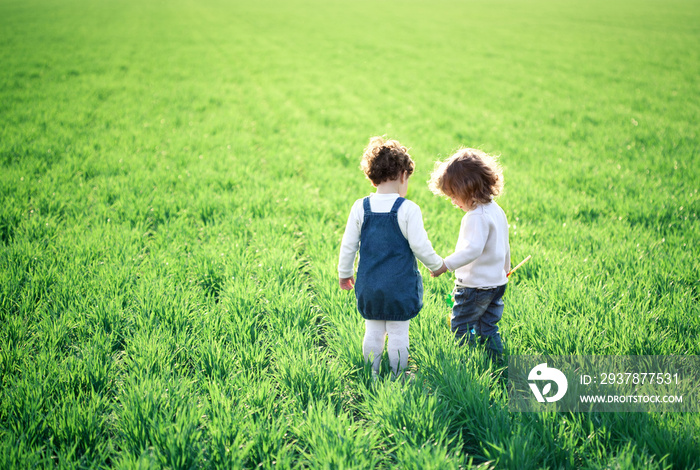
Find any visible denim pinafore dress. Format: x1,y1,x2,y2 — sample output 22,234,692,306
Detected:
355,197,423,321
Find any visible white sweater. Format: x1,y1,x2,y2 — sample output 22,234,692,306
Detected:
338,193,444,279
444,201,510,288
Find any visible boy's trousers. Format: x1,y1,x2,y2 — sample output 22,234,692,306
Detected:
451,284,506,356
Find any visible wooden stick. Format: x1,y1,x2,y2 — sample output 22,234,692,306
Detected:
507,255,532,277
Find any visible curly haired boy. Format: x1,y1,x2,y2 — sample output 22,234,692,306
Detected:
429,148,510,362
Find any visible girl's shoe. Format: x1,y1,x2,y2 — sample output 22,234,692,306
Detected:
392,370,416,384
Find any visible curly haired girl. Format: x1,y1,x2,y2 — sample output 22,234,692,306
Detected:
338,136,444,379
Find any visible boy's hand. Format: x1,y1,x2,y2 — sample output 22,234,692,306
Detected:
431,262,448,278
339,277,355,290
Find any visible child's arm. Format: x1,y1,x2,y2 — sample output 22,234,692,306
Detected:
504,244,511,276
339,277,355,290
443,213,489,271
338,201,362,290
403,204,444,273
430,261,448,277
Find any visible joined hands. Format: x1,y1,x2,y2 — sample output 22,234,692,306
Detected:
430,262,448,278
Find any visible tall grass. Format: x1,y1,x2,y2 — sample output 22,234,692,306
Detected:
1,0,698,467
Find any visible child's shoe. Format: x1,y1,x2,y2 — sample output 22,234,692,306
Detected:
391,369,416,384
458,328,478,348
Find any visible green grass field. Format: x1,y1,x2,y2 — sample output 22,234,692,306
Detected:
1,0,699,467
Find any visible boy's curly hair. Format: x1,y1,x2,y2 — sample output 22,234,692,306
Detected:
360,136,414,185
429,148,503,204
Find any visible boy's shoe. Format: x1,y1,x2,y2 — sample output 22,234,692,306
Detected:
482,335,504,356
485,346,504,367
458,330,478,348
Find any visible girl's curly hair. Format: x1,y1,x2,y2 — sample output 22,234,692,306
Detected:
429,148,503,204
360,136,414,185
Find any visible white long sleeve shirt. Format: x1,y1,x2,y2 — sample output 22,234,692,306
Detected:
338,193,444,279
444,201,510,288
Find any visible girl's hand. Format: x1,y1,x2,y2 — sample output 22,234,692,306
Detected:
339,277,355,290
431,262,448,278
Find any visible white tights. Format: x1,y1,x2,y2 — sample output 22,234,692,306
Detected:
363,319,410,376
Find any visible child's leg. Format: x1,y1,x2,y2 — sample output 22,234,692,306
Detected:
363,320,386,373
477,285,507,358
386,320,410,377
451,287,490,346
